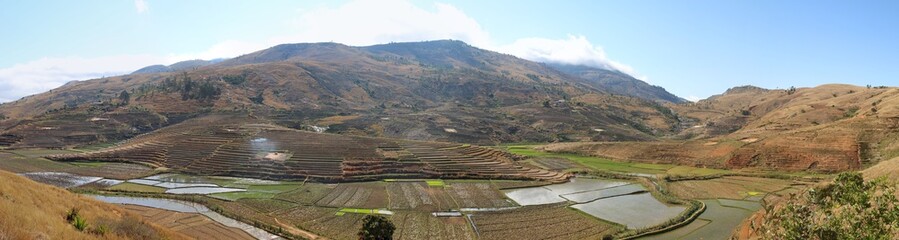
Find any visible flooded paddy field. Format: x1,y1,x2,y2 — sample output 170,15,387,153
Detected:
0,145,805,240
639,199,761,240
571,192,686,229
502,178,631,205
502,177,688,230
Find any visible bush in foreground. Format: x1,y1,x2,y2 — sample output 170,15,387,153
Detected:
760,172,899,239
358,215,395,240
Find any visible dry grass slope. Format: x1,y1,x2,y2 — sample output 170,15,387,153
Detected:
0,170,187,240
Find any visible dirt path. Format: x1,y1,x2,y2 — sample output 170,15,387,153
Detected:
274,217,326,240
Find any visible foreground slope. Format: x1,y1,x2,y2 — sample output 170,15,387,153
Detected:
49,114,567,182
0,170,187,240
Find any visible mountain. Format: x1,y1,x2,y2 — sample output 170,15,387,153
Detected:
132,59,225,74
548,63,687,103
0,40,684,148
0,40,895,174
543,84,899,172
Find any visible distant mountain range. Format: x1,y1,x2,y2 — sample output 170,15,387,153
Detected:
0,40,687,146
1,40,896,174
132,58,226,74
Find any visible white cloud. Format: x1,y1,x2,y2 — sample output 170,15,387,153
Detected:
496,35,645,80
270,0,491,47
685,96,703,102
0,55,163,102
134,0,148,13
164,40,266,63
0,0,645,103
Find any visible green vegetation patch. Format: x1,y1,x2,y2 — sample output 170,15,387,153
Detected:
506,145,671,174
70,162,108,167
209,191,276,201
6,149,78,158
759,172,899,239
273,184,334,204
0,152,73,173
666,166,733,176
237,198,297,213
247,184,303,193
106,182,166,193
506,145,735,176
425,180,445,187
338,208,391,215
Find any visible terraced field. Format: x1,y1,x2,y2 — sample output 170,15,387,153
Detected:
49,119,567,183
470,204,619,240
667,176,798,200
121,205,255,240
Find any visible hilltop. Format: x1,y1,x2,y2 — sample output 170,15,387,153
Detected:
0,40,683,148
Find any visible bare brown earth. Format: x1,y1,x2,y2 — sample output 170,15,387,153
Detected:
48,114,568,183
0,170,187,240
545,84,899,172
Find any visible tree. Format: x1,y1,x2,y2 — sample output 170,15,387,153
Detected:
118,90,131,105
358,215,395,240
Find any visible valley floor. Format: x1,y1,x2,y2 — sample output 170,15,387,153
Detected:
0,145,826,240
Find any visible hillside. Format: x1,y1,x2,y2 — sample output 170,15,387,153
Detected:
0,40,682,147
543,84,899,172
0,169,187,240
132,59,223,74
47,114,568,183
548,63,686,103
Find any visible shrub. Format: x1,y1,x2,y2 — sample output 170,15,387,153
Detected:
222,73,248,85
759,172,899,239
72,215,88,232
90,224,108,235
358,215,395,240
65,208,80,222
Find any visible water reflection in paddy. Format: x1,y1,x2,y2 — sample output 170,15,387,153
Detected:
503,177,688,230
503,178,630,206
571,192,686,229
561,184,647,203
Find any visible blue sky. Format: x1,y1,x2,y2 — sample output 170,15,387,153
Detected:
1,0,897,102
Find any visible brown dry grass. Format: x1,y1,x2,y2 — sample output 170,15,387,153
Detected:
0,170,187,240
862,156,899,182
667,176,795,199
315,115,360,126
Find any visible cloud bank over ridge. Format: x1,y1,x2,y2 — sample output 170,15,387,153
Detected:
0,0,643,103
